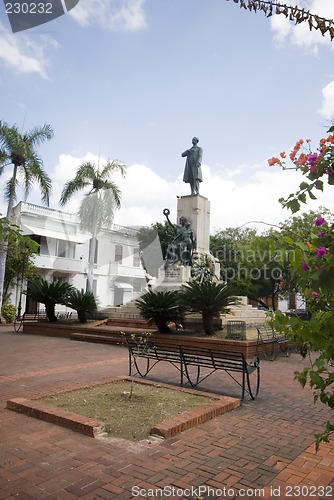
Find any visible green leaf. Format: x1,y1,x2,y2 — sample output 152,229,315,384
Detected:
298,193,307,204
320,393,328,404
284,236,294,245
308,191,317,200
318,267,334,293
328,394,334,409
309,371,325,389
288,199,301,213
294,370,307,388
299,182,309,190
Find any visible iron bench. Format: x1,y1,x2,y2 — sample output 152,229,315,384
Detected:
256,326,290,360
126,339,260,400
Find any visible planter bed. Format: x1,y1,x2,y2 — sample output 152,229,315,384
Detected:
22,321,266,358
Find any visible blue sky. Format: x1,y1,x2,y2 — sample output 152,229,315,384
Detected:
1,0,334,233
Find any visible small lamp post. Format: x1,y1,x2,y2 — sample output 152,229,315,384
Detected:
14,245,29,331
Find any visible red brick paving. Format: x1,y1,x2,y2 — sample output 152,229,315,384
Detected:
0,325,333,499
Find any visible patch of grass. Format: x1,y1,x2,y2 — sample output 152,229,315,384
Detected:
40,380,215,441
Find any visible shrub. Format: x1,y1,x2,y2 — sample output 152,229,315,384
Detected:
135,290,185,333
64,289,97,323
178,281,238,335
26,278,74,322
1,304,17,323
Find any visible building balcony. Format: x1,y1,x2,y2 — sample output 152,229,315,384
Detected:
108,263,146,279
35,255,85,274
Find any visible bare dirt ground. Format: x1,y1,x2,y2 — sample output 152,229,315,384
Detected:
40,379,215,441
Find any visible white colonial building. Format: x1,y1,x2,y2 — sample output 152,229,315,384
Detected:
10,202,147,314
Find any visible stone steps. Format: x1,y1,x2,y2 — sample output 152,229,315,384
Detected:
106,317,151,329
71,332,124,345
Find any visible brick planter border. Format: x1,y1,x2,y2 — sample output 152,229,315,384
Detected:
7,376,240,440
22,322,265,358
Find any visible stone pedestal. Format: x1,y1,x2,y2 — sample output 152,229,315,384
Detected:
177,195,210,255
157,194,219,289
176,195,220,278
157,265,192,291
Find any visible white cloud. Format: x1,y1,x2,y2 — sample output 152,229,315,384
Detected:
112,163,334,233
270,0,334,51
0,23,57,78
5,153,333,236
69,0,147,31
318,80,334,120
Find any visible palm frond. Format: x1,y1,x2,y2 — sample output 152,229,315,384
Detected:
26,278,73,302
4,176,19,206
135,290,185,333
100,160,126,179
0,121,53,212
60,178,91,206
59,159,125,231
179,281,238,315
27,158,52,205
24,123,54,147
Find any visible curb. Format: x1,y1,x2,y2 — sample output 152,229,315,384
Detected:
6,376,240,440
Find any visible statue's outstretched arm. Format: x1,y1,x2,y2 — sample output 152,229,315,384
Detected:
163,208,174,229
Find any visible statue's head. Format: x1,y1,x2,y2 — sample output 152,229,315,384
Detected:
179,216,187,225
192,137,199,145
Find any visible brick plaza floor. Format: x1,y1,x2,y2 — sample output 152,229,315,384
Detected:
0,325,333,499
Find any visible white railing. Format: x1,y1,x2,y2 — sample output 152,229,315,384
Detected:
19,202,140,236
109,263,146,278
19,202,77,223
35,255,84,273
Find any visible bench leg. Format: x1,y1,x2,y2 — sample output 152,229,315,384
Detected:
244,367,260,400
128,353,151,378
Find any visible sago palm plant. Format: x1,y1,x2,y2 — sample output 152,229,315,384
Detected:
135,290,185,333
179,280,238,335
64,289,97,323
26,278,73,322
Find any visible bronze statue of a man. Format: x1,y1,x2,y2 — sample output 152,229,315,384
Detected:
163,209,195,267
182,137,203,195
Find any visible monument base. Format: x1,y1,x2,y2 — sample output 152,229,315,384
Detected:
176,195,220,279
177,195,210,255
156,265,192,291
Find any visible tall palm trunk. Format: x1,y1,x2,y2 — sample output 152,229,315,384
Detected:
86,234,97,294
0,163,18,319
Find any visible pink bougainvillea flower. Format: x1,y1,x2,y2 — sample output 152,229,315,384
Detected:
267,157,280,166
315,216,326,226
311,291,319,298
295,153,308,166
301,262,310,271
318,231,326,237
307,153,319,172
280,151,286,159
315,246,327,258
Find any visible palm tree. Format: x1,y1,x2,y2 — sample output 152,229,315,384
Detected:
135,289,185,333
0,121,54,319
64,289,97,323
178,281,239,335
26,278,73,323
59,160,126,293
